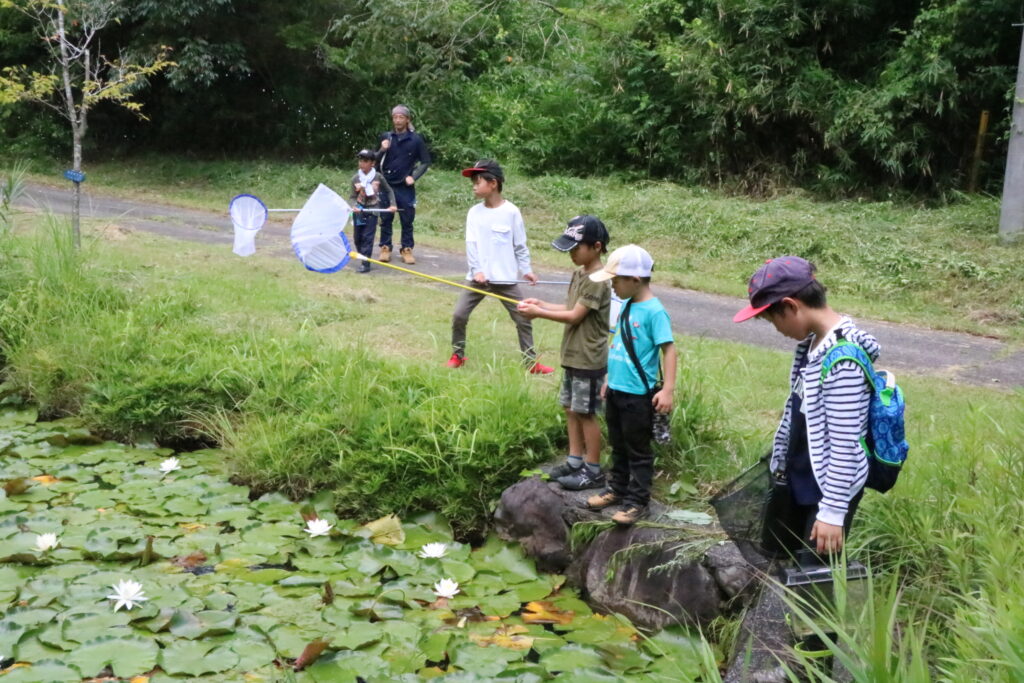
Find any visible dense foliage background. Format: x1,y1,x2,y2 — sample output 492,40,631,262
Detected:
2,0,1023,194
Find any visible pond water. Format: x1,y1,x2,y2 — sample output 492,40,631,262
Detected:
0,406,707,681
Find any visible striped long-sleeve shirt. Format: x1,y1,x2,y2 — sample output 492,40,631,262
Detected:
771,317,880,526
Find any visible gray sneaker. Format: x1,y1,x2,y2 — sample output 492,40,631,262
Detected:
547,460,581,479
557,467,606,491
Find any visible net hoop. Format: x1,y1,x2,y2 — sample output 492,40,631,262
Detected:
290,184,353,273
229,194,268,257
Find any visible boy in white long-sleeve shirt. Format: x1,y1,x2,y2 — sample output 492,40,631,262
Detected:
447,159,553,374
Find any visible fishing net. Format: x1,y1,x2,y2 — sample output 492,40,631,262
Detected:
710,455,774,570
229,194,267,257
290,184,353,273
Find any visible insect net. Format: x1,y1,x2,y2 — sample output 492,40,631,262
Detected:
229,194,268,257
290,184,353,273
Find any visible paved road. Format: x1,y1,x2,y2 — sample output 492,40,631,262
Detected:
18,182,1024,388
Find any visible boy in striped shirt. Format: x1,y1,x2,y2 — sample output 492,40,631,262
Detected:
733,257,879,557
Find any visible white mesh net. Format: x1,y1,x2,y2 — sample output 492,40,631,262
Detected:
290,184,352,273
229,193,266,258
229,194,268,257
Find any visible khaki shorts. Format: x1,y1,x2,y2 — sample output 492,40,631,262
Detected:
559,368,605,415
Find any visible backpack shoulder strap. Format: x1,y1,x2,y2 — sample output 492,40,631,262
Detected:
619,301,652,394
820,341,878,392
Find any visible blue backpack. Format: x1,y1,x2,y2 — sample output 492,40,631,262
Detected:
820,341,909,493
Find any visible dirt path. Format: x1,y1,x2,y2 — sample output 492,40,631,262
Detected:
18,182,1024,388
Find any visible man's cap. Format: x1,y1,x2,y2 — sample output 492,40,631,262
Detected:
552,215,610,251
461,159,504,181
356,149,376,160
589,244,654,282
732,256,816,323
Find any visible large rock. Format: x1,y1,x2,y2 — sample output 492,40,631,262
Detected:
494,475,758,630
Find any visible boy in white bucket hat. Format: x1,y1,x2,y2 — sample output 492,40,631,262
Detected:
586,244,677,525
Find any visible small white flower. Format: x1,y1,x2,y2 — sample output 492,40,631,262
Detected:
106,579,148,611
433,578,460,599
303,518,333,537
159,457,181,474
418,542,448,559
33,533,59,552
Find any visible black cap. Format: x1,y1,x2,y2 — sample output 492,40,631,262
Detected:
356,149,376,160
461,159,504,181
552,215,610,252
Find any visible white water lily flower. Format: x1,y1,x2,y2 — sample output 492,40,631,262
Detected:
33,533,59,552
106,579,148,611
304,518,333,537
159,457,181,474
433,578,460,599
418,542,448,559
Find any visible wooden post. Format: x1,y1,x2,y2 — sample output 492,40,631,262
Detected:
968,110,989,193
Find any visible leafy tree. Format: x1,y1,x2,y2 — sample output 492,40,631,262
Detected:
0,0,171,244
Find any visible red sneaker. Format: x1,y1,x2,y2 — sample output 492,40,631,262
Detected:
446,353,466,368
528,361,554,375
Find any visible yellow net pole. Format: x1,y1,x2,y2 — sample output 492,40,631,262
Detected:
348,252,522,305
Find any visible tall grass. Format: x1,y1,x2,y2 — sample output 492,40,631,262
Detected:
0,215,724,534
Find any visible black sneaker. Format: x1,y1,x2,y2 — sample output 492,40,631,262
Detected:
547,460,581,479
557,467,606,491
358,261,371,273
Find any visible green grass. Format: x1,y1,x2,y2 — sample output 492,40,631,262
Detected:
0,211,723,536
18,153,1024,341
3,195,1024,676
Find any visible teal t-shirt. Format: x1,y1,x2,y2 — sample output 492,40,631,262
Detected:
607,297,674,395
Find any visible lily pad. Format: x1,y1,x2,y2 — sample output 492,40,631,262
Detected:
0,659,82,682
68,633,159,678
540,643,604,673
159,640,241,675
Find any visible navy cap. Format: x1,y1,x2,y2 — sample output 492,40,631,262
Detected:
733,256,816,322
552,215,610,252
356,149,376,160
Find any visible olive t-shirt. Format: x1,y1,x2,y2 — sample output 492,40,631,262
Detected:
559,267,611,372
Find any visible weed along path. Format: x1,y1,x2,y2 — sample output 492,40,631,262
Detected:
0,406,712,681
19,182,1024,389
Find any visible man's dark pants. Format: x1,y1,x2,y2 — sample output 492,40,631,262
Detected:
606,388,655,507
379,184,416,250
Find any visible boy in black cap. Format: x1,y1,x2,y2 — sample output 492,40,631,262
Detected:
349,149,396,273
733,256,880,557
518,216,612,489
449,159,553,374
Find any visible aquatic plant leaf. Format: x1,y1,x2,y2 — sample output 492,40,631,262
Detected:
68,634,159,678
294,637,331,670
469,624,535,650
449,642,523,677
0,659,81,682
521,600,575,625
362,514,405,546
665,509,715,525
159,639,240,675
540,643,604,673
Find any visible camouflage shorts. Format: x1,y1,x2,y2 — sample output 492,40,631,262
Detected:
559,369,605,415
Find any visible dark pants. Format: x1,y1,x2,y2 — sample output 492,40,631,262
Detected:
764,483,864,562
379,184,416,250
606,388,655,507
353,211,378,259
451,283,535,361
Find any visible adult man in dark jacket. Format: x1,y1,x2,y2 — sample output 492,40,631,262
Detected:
377,104,431,264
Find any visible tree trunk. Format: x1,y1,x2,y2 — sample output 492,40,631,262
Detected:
71,129,82,249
